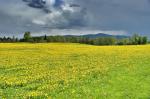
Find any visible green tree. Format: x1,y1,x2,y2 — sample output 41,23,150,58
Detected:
132,34,139,45
24,32,31,42
142,36,148,44
44,34,47,40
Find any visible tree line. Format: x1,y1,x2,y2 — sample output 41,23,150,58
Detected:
0,32,148,45
0,36,19,42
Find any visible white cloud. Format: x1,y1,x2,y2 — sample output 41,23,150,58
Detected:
1,0,150,37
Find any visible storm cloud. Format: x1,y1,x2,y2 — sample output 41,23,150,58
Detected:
0,0,150,37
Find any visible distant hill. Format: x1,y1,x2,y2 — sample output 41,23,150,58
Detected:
65,33,129,39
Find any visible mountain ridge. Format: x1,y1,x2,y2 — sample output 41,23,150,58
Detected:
64,33,129,39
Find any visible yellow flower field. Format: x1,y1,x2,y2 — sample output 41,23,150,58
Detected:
0,43,150,98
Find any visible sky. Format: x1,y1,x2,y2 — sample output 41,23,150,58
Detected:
0,0,150,37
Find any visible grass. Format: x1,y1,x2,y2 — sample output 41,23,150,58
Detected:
0,43,150,98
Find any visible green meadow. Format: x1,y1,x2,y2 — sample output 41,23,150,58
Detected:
0,43,150,98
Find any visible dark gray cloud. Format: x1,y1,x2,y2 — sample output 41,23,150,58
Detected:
0,0,150,37
75,0,150,36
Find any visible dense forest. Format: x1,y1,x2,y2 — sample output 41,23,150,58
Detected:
0,32,148,45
